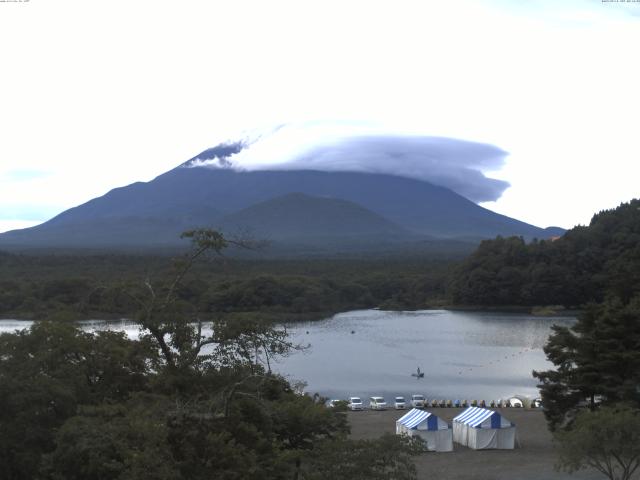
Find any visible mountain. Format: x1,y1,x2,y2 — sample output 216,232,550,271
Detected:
219,193,408,240
0,156,564,251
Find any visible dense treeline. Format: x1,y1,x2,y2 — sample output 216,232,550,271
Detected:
0,253,453,320
449,199,640,307
2,199,639,321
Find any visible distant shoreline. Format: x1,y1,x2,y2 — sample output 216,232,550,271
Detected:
0,305,581,324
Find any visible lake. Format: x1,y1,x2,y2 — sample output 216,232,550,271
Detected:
277,309,574,401
0,309,573,402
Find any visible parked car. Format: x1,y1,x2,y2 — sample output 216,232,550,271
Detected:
394,396,406,409
348,397,364,411
410,394,426,408
369,396,387,410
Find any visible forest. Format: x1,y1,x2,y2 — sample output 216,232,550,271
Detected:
449,199,640,307
1,199,639,320
0,252,453,321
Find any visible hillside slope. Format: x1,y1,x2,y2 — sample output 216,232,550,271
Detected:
220,192,408,239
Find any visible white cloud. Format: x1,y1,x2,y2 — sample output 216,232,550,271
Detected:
188,122,510,202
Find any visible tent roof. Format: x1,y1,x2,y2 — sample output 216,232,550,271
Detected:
453,407,511,428
397,408,432,429
396,408,451,430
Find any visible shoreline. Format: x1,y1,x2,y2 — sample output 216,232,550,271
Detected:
0,304,581,323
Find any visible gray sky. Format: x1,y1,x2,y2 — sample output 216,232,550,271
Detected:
1,0,639,233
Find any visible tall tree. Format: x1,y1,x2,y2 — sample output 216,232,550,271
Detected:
534,296,640,431
0,229,425,479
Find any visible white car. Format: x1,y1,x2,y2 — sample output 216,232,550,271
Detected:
369,396,387,410
394,396,406,410
410,394,426,408
348,397,364,411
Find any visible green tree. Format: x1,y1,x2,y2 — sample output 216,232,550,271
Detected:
555,405,640,480
45,396,180,480
0,322,151,480
53,229,350,479
534,296,640,430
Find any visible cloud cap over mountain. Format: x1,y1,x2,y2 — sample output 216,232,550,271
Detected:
185,123,510,203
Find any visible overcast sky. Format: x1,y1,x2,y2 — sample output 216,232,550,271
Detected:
1,0,638,234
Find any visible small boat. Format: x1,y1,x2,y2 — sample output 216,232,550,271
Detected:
411,366,425,378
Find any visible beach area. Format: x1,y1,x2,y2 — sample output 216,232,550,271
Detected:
347,408,602,480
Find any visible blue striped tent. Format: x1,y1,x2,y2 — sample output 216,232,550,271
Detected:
453,407,516,450
396,409,453,452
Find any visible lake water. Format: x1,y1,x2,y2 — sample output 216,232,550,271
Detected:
0,309,574,402
277,309,574,402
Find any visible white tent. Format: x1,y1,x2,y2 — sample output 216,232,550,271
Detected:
453,407,516,450
396,408,453,452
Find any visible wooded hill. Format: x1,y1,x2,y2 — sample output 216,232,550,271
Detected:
449,199,640,307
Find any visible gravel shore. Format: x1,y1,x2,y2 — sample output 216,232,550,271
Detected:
347,408,602,480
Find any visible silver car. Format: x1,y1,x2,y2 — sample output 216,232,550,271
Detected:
394,396,407,409
410,394,426,408
369,396,387,410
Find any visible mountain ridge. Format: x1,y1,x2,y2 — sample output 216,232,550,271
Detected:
0,161,565,251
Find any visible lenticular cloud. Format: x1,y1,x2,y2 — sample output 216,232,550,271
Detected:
183,122,510,203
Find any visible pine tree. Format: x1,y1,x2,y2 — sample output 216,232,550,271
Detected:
534,296,640,431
